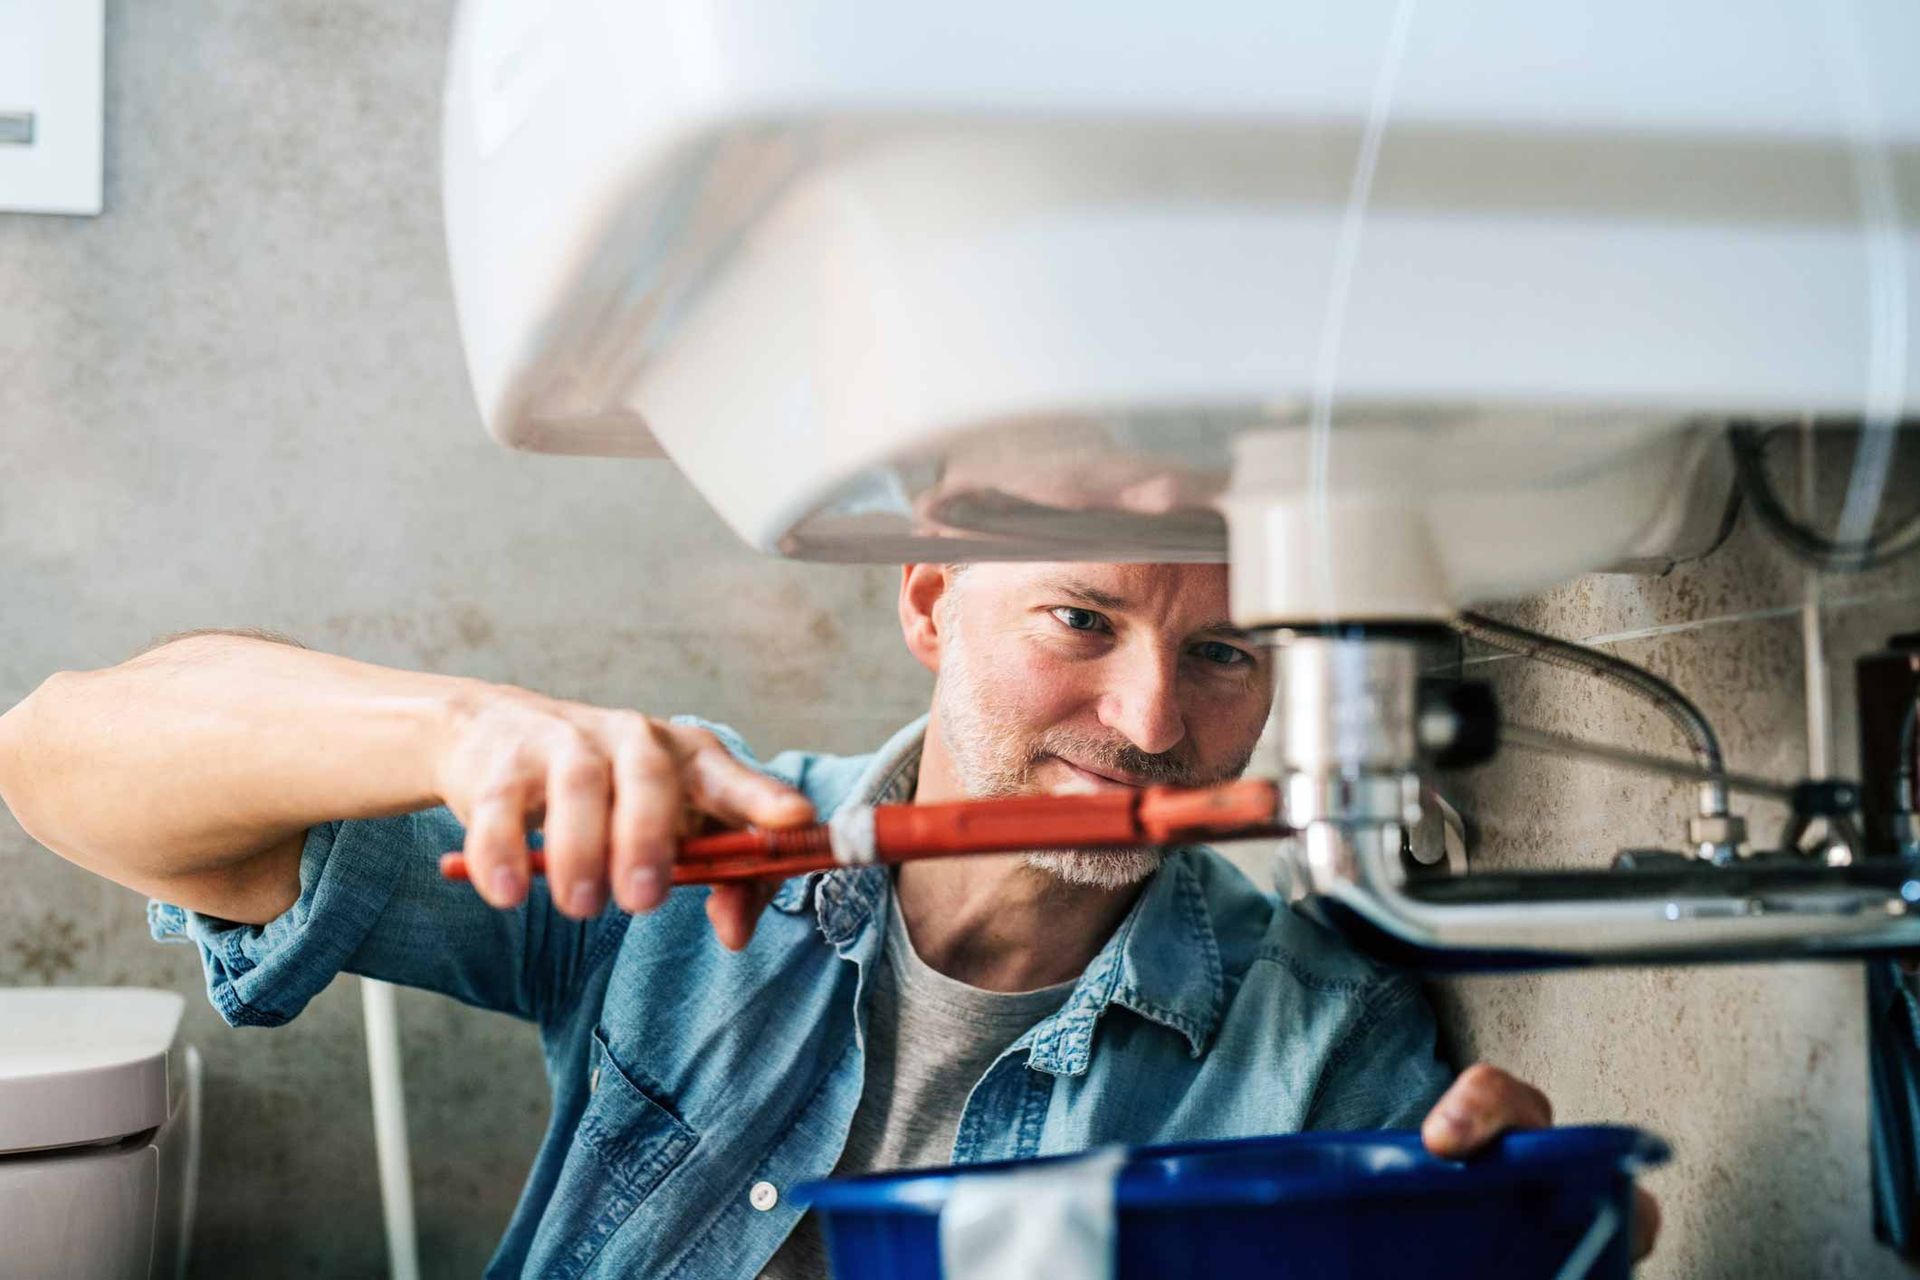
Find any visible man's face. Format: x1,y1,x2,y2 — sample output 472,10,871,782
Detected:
929,562,1273,889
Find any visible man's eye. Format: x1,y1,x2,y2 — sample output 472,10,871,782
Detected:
1050,607,1108,633
1192,640,1251,667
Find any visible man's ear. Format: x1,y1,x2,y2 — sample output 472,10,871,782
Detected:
898,564,954,674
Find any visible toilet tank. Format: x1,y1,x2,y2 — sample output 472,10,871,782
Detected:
0,988,200,1280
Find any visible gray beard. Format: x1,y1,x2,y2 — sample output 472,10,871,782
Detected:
1020,845,1166,890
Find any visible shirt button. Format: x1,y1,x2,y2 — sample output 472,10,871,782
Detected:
749,1181,779,1212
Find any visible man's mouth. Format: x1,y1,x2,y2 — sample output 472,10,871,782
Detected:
1048,755,1152,792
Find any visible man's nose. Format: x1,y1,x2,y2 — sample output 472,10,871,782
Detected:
1096,646,1187,757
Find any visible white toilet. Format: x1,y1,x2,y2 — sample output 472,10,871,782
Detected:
0,988,201,1280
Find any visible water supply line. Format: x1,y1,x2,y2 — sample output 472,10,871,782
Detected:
1454,612,1742,862
1496,724,1792,804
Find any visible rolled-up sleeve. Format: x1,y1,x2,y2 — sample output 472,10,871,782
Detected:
150,806,614,1028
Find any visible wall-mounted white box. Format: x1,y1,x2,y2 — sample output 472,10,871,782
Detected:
0,0,105,216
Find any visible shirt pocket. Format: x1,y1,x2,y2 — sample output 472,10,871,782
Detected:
531,1027,700,1280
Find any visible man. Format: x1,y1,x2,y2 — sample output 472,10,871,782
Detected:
0,562,1655,1277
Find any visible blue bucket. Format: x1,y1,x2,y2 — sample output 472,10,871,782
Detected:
798,1126,1668,1280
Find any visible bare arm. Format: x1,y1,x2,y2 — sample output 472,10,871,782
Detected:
0,633,810,937
0,635,460,921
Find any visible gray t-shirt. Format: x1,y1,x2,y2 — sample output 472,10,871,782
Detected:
761,889,1075,1280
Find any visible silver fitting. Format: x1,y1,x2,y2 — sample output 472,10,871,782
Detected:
1262,633,1429,834
1270,635,1424,775
1284,772,1421,828
1258,633,1434,897
1688,812,1747,864
1293,821,1408,897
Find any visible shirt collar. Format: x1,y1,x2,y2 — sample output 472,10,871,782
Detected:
771,715,1227,1063
1023,850,1225,1072
769,714,928,923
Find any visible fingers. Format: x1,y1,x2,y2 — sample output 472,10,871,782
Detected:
674,725,800,949
675,728,815,830
444,701,809,936
1418,1066,1659,1261
463,777,536,909
608,721,684,915
1420,1063,1554,1158
1632,1187,1662,1260
542,740,612,919
707,881,781,952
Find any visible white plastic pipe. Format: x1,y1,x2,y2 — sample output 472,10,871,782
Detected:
174,1044,202,1280
1799,424,1834,782
361,978,421,1280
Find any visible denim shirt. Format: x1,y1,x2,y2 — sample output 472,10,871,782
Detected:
151,715,1450,1279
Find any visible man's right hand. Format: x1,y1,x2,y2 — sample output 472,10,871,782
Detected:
434,687,816,946
0,635,815,949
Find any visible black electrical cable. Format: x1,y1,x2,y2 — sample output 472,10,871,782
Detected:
1454,611,1728,814
1728,423,1920,573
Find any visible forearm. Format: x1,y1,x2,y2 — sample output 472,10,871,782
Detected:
0,633,466,895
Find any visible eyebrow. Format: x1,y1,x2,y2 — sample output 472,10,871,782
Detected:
1194,618,1257,643
1041,578,1131,613
1037,577,1257,643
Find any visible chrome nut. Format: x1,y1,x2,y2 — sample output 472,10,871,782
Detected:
1688,813,1748,851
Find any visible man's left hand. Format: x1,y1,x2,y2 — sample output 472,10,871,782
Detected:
1420,1063,1661,1261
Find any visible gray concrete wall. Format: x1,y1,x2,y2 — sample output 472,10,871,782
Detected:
0,4,931,1275
4,3,1919,1278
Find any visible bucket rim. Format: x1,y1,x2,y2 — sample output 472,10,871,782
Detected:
796,1124,1670,1215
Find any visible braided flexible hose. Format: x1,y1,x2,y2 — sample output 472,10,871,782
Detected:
1455,611,1729,819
